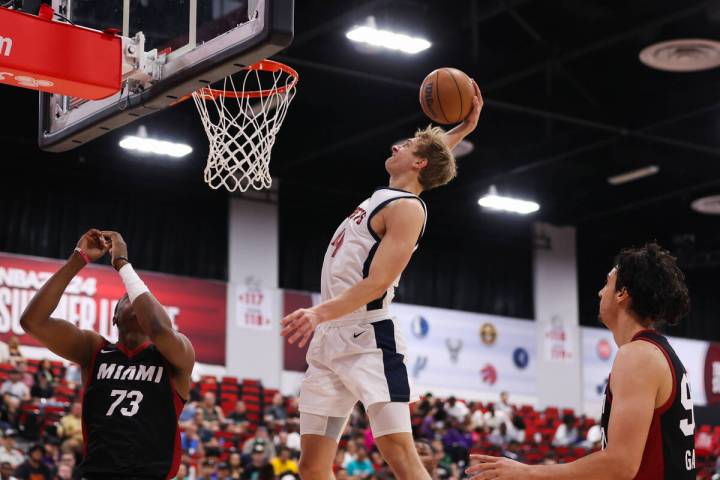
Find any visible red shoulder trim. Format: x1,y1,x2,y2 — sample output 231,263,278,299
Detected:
116,340,152,358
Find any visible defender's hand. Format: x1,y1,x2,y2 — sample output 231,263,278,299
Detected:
101,231,129,270
75,229,108,262
465,454,530,480
281,308,323,348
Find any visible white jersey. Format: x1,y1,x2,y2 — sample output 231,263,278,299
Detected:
320,187,427,319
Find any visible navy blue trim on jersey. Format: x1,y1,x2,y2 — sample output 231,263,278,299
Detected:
372,320,410,402
362,243,386,311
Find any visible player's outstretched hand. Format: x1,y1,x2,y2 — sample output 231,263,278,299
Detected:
460,79,483,133
76,229,108,262
101,231,129,270
281,308,322,348
465,454,530,479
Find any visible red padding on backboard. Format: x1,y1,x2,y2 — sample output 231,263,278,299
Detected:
0,7,121,99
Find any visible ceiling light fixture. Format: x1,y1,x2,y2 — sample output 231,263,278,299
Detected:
607,165,659,185
118,125,192,158
478,186,540,215
346,25,431,54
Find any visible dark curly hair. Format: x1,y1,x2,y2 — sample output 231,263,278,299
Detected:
614,242,690,328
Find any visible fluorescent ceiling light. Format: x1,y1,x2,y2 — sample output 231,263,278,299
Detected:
119,136,192,158
346,26,431,54
607,165,659,185
478,186,539,215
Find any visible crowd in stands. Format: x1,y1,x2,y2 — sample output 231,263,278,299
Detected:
0,337,717,479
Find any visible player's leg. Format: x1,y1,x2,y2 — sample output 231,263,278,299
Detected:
298,326,355,480
368,402,431,480
297,412,349,480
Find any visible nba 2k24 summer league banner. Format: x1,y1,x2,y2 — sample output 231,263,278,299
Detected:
582,326,719,411
0,252,227,365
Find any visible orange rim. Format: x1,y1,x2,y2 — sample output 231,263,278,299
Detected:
193,60,298,101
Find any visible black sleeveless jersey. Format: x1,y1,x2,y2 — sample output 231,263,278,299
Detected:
80,340,185,480
600,330,696,479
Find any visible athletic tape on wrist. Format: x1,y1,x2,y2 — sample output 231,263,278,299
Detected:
118,263,150,303
73,247,90,265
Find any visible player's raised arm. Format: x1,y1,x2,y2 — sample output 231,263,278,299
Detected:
102,231,195,380
465,341,661,480
281,198,425,347
444,79,483,151
19,230,106,367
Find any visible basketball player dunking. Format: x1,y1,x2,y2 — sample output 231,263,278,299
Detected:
466,243,695,480
20,230,195,480
280,82,483,480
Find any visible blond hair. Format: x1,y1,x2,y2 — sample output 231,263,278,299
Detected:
413,125,457,191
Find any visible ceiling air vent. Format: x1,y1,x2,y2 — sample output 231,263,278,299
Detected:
691,195,720,215
639,39,720,72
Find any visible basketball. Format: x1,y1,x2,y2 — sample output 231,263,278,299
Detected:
419,67,475,124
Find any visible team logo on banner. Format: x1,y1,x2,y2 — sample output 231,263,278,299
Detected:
446,338,463,363
411,315,430,338
479,323,497,346
413,356,428,379
480,364,497,385
704,342,720,405
597,339,612,361
513,347,529,369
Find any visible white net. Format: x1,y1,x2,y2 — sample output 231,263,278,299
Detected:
192,62,297,192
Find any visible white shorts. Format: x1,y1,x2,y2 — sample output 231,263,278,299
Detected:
298,315,417,418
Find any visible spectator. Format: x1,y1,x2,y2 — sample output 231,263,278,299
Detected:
581,423,603,450
242,426,275,461
264,393,287,423
179,401,197,423
227,401,248,425
483,404,506,431
0,434,23,468
487,422,512,448
0,370,29,413
7,339,22,367
270,446,298,477
53,464,72,480
415,438,438,479
196,459,217,480
217,462,232,480
0,462,16,480
552,413,580,447
13,444,51,480
470,404,486,430
13,362,32,389
57,403,83,454
62,365,81,390
199,393,225,432
445,397,469,422
30,375,53,400
34,360,55,385
228,452,243,479
57,453,77,480
345,446,374,479
242,444,274,480
180,424,200,455
496,391,513,416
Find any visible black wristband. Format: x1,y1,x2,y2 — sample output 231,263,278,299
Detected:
113,256,129,270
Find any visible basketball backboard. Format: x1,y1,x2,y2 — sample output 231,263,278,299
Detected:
38,0,293,152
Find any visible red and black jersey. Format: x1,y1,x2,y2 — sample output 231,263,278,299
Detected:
600,329,696,479
80,340,185,480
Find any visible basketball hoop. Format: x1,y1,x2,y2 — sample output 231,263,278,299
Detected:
191,60,298,192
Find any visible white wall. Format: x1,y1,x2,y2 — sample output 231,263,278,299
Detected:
533,223,583,411
226,198,283,388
